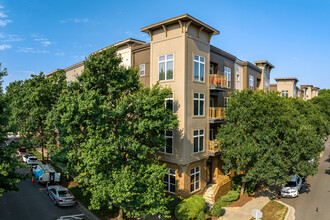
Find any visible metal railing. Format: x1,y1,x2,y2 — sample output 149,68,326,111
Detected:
209,107,225,119
209,74,228,88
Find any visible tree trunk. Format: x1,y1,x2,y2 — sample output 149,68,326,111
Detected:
42,146,44,161
118,208,123,220
240,181,246,196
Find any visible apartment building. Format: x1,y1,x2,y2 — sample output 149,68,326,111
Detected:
48,14,274,199
270,78,319,100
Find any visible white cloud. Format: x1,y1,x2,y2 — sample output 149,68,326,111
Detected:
0,19,11,27
34,36,52,47
0,33,24,42
60,18,89,23
55,51,65,56
0,12,7,18
0,6,3,9
17,47,48,53
0,44,11,50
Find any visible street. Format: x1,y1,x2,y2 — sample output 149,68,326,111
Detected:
0,168,87,220
281,137,330,220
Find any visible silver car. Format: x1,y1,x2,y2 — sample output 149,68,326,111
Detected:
47,185,76,206
281,175,302,198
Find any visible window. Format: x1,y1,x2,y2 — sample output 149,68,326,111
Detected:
160,130,173,154
249,75,254,89
282,90,289,97
210,64,214,75
194,55,205,81
164,168,175,193
265,81,269,89
224,66,231,88
193,129,204,153
159,54,174,81
193,93,205,116
210,129,214,140
139,64,145,76
224,97,229,108
306,92,309,98
190,167,200,192
165,93,173,112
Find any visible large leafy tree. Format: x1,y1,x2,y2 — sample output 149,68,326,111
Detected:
217,90,323,195
6,70,66,159
47,48,178,218
310,89,330,136
0,64,22,196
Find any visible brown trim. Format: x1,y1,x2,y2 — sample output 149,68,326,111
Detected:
210,45,237,62
243,61,262,73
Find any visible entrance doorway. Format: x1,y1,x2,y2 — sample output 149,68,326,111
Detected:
207,158,213,184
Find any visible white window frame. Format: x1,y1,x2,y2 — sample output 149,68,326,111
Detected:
159,54,174,81
224,66,231,88
160,130,173,154
190,166,200,192
282,90,289,97
165,93,174,112
193,55,205,82
193,129,204,153
249,75,254,89
193,92,205,116
164,168,176,193
224,97,229,108
139,64,145,76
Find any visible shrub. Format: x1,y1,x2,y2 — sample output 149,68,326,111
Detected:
211,201,223,217
174,195,206,220
167,194,182,215
197,211,206,220
211,190,239,216
221,190,239,203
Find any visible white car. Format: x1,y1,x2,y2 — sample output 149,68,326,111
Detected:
47,185,76,207
281,175,302,198
26,155,38,165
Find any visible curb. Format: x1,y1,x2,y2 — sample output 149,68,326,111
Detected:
75,201,100,220
277,200,295,220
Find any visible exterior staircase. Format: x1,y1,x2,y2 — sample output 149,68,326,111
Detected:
203,184,217,208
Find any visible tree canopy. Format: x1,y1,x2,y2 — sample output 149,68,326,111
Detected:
5,70,67,158
46,48,178,218
217,90,324,194
0,63,23,196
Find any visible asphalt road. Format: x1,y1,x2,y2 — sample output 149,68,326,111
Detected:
0,168,87,220
280,137,330,220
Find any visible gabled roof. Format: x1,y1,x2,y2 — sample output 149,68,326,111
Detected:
141,14,220,35
92,38,146,55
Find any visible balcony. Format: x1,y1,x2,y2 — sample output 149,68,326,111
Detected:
209,140,221,156
209,74,228,91
209,107,225,123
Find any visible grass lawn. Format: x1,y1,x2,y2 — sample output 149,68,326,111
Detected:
28,148,43,160
251,200,288,220
68,185,119,219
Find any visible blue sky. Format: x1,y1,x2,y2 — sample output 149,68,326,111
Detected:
0,0,329,90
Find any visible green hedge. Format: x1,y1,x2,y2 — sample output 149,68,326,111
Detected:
211,190,239,217
175,195,206,220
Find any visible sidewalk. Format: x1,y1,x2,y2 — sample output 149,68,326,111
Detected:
219,196,269,220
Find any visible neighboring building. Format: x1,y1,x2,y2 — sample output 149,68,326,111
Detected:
47,14,275,199
270,78,319,100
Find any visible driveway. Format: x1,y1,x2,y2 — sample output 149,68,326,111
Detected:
0,168,88,220
280,137,330,220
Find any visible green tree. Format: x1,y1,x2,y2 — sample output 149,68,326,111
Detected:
6,70,66,159
310,90,330,136
47,48,178,218
217,90,323,195
318,89,330,96
0,64,23,196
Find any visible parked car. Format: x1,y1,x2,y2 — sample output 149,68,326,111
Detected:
22,154,32,163
47,185,76,207
17,147,28,156
281,175,302,198
26,155,38,165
